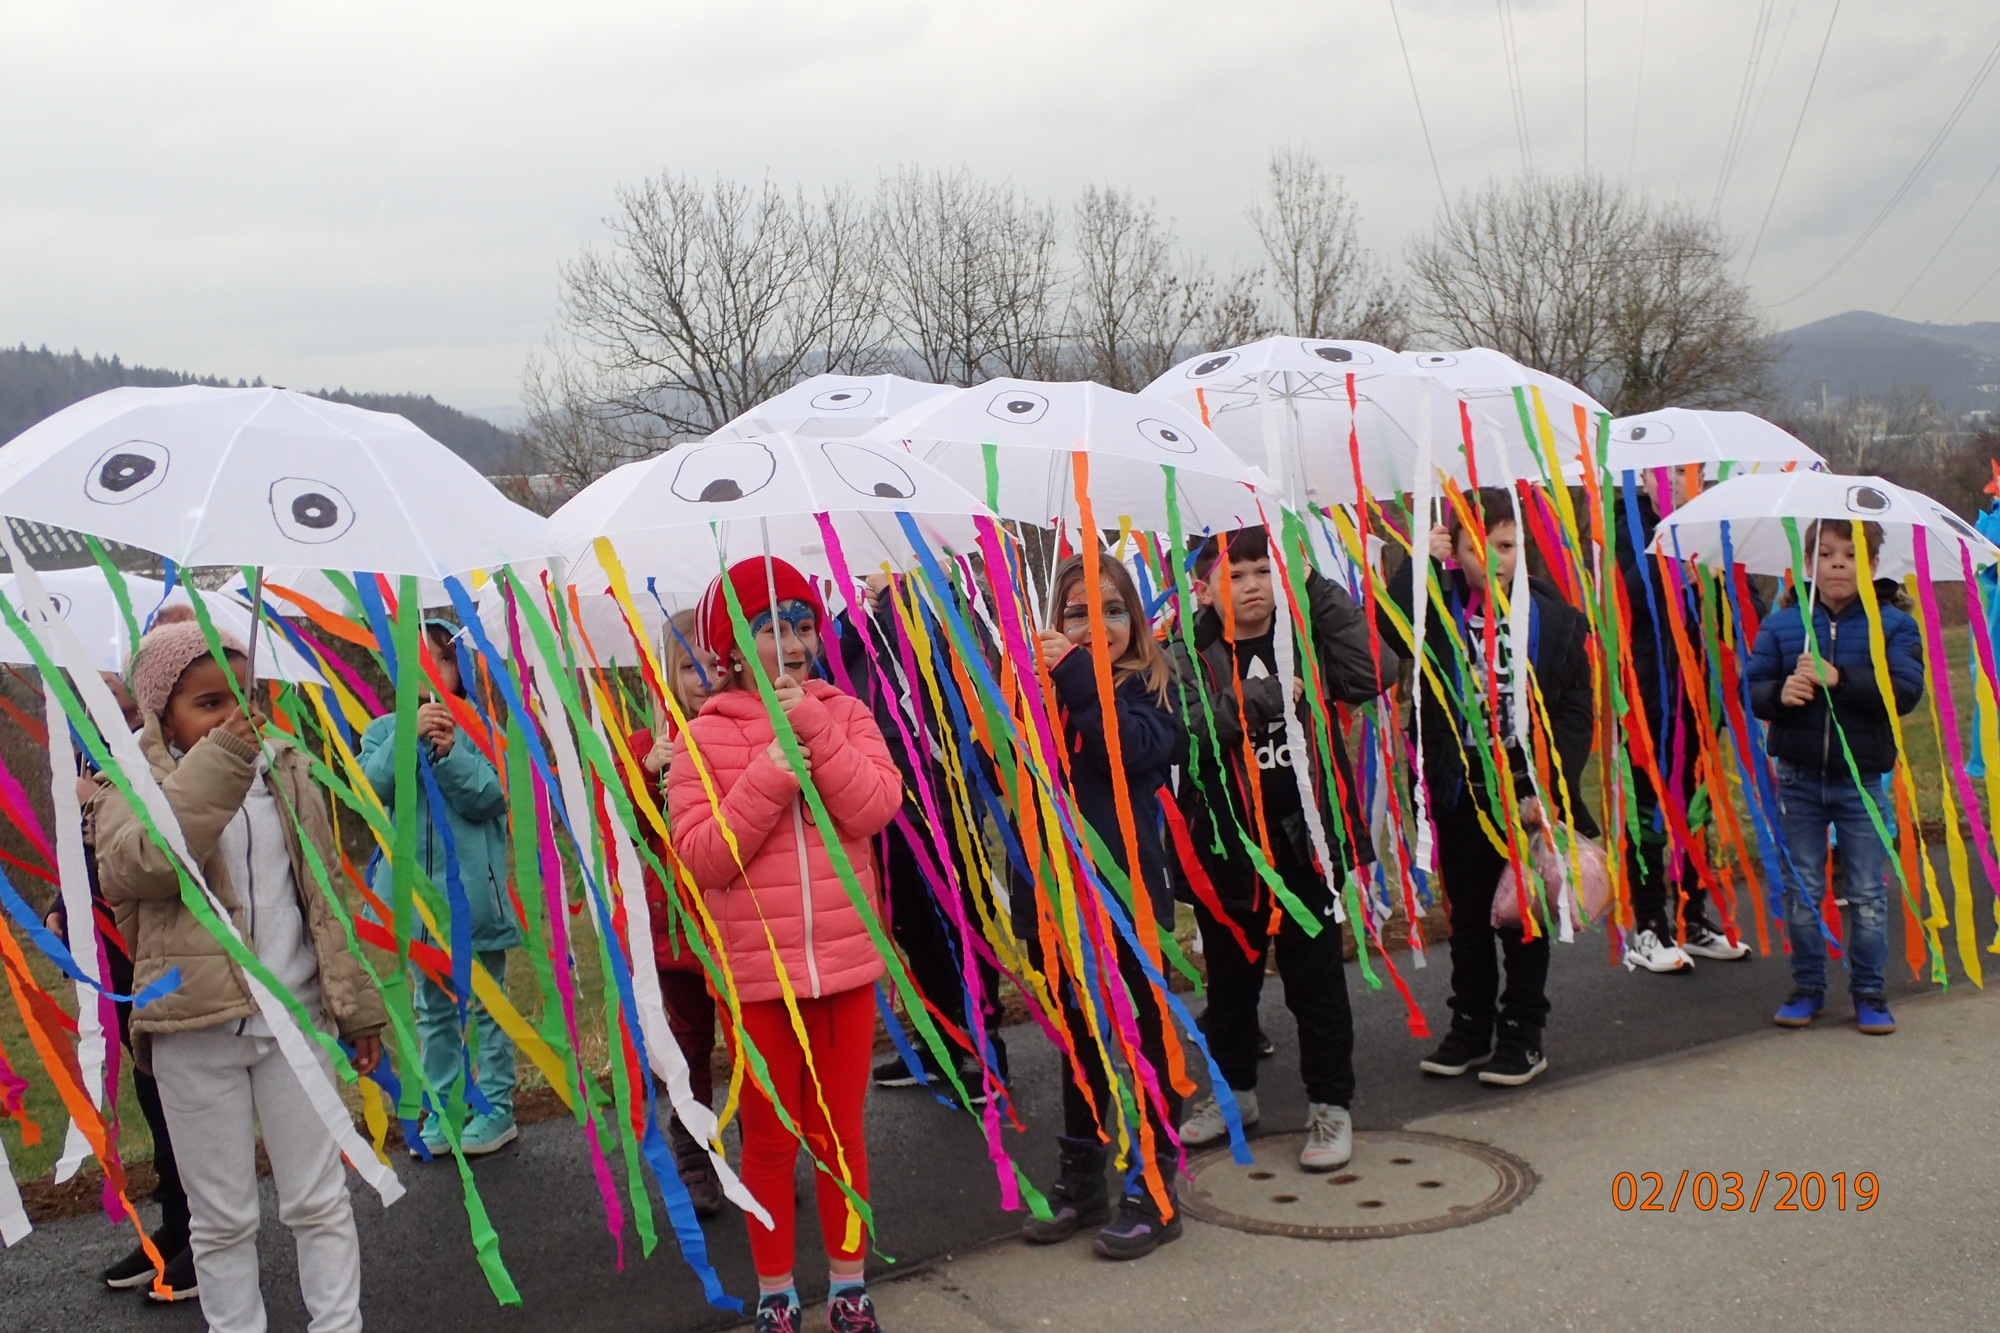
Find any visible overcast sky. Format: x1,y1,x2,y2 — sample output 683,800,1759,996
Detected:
5,0,1998,413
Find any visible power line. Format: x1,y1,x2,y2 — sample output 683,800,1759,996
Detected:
1711,0,1780,220
1387,0,1450,207
1772,29,2000,306
1581,0,1589,171
1627,0,1648,177
1944,249,2000,324
1884,151,2000,318
1743,0,1842,276
1495,0,1534,174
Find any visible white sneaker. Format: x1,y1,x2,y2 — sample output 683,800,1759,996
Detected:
1179,1089,1257,1147
1682,920,1750,961
1299,1103,1352,1173
1624,929,1694,974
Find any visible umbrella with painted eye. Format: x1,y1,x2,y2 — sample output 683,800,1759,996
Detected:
1648,471,2000,580
0,568,325,685
1606,408,1826,477
1143,337,1468,505
868,378,1267,533
0,385,555,578
1397,348,1608,485
709,373,957,442
546,431,1000,598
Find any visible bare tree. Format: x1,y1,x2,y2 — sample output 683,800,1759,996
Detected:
1068,185,1218,391
873,168,1065,384
1407,173,1777,414
549,173,888,458
1249,149,1407,345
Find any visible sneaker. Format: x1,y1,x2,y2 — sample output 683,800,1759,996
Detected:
1773,991,1825,1028
753,1293,803,1333
104,1243,170,1290
141,1246,198,1303
459,1110,518,1156
827,1287,882,1332
1624,928,1695,974
1178,1089,1257,1147
1477,1040,1547,1087
1854,995,1897,1035
871,1055,923,1089
409,1116,450,1160
1418,1028,1492,1077
1022,1135,1110,1244
1092,1191,1182,1261
1682,919,1750,961
1256,1027,1276,1059
1299,1103,1352,1172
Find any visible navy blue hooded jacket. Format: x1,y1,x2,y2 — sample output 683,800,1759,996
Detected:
1746,589,1923,775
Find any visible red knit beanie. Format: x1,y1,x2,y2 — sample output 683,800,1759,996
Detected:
695,557,828,672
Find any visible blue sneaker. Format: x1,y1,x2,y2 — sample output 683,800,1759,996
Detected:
753,1293,803,1333
1854,995,1897,1035
409,1116,450,1160
1773,991,1825,1028
827,1287,882,1332
460,1110,518,1156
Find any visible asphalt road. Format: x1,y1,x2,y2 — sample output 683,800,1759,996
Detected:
0,898,1951,1333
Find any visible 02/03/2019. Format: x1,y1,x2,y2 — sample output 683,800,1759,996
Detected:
1611,1171,1879,1213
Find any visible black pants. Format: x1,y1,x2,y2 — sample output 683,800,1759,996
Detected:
1194,855,1355,1107
1436,793,1550,1039
883,818,1006,1074
111,950,190,1251
1625,712,1711,938
1031,918,1182,1185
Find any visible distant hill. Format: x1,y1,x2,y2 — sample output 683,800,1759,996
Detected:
1776,312,2000,416
0,344,521,473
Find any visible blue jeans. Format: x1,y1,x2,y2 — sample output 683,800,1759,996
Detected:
412,948,516,1119
1775,762,1891,997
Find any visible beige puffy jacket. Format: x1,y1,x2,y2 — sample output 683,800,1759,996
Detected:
92,719,387,1068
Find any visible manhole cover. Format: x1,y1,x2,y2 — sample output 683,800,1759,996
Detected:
1181,1129,1535,1240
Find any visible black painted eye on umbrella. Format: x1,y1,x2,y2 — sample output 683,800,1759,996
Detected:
268,477,356,544
1136,418,1199,455
1414,353,1458,368
986,389,1050,424
1846,485,1892,515
810,386,873,411
1615,421,1676,444
1936,507,1982,544
1186,352,1239,379
821,442,917,500
1305,342,1372,365
84,440,170,505
41,593,71,621
670,441,777,504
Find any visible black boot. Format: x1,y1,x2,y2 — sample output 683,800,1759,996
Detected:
669,1118,724,1218
1022,1135,1110,1244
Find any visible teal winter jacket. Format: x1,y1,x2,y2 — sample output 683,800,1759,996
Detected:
359,712,522,952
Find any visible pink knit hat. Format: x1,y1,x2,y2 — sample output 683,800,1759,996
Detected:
127,618,247,719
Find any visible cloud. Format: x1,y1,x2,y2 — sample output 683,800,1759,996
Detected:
3,0,1997,408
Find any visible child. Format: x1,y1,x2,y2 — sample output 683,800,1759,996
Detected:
94,619,386,1333
359,618,520,1157
666,558,903,1333
623,608,724,1214
1748,518,1924,1034
1170,526,1391,1173
1022,554,1189,1261
1382,487,1595,1088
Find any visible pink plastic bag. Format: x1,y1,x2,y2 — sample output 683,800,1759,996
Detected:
1491,824,1612,930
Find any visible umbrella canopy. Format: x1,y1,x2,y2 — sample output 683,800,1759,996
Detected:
0,568,325,685
1607,408,1825,475
710,373,956,441
0,386,555,578
1399,348,1607,484
472,579,671,668
870,378,1265,532
1648,472,2000,579
547,432,997,598
226,566,451,618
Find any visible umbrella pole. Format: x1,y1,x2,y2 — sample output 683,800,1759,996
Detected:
759,517,783,682
245,564,264,699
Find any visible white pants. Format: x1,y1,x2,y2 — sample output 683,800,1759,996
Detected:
153,1026,363,1333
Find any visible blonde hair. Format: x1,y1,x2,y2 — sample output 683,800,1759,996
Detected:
654,609,708,731
1048,553,1175,706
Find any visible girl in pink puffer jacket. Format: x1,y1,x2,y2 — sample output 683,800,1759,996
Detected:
666,557,902,1333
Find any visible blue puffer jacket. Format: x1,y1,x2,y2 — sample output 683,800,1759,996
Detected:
359,712,521,952
1747,590,1924,776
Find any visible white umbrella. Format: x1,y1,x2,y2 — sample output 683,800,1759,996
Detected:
226,566,451,619
1649,472,2000,579
1607,408,1825,476
1143,338,1468,505
473,581,671,668
870,378,1265,532
1400,349,1607,485
710,373,956,441
0,386,555,579
0,569,325,685
547,432,998,598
